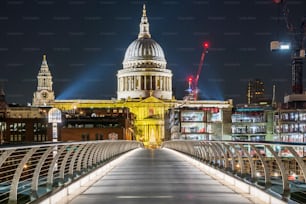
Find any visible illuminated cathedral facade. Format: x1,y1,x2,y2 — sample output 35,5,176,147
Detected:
34,5,232,146
51,5,176,146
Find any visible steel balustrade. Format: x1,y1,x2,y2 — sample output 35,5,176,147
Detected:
162,140,306,203
0,140,143,204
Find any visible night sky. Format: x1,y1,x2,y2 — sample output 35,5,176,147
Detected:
0,0,305,105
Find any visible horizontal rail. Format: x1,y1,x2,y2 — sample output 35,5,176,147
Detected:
162,140,306,204
0,140,143,204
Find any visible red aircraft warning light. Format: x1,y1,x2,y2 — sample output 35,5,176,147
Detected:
273,0,282,4
203,42,209,49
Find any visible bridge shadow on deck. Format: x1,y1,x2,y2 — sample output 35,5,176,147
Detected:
70,149,254,204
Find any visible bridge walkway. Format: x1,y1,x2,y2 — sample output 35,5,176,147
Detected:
69,148,255,204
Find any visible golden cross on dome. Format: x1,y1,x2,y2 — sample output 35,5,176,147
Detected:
143,4,146,17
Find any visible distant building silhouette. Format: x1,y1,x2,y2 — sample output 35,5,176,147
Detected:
247,79,265,104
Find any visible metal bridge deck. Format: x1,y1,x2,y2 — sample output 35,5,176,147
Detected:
70,148,254,204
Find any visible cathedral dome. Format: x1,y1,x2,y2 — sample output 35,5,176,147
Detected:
122,4,166,69
117,5,172,100
123,37,165,63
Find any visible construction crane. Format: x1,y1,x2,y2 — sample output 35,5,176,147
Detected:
271,0,306,94
185,42,209,101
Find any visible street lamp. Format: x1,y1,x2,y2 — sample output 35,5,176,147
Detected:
270,41,291,51
0,121,6,144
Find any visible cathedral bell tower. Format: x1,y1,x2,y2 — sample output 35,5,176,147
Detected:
32,55,55,107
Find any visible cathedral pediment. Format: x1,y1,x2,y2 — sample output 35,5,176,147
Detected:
140,96,164,104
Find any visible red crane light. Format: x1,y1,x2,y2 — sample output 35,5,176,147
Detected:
273,0,282,4
188,77,193,82
203,42,209,49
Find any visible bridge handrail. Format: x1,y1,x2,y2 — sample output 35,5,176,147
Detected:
162,140,306,203
0,140,143,204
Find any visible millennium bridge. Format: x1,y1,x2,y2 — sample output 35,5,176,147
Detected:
0,140,305,204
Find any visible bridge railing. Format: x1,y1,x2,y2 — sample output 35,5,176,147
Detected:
162,140,306,203
0,140,143,204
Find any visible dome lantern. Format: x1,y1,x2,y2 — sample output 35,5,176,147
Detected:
138,4,151,39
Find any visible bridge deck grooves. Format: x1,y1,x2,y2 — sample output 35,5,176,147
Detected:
70,149,253,204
